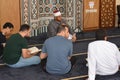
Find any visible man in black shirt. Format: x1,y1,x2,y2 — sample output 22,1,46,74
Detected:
0,22,14,58
47,10,76,42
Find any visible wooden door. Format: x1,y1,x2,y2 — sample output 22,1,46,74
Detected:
0,0,21,33
83,0,99,30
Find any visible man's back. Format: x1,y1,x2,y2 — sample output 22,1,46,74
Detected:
88,40,120,80
42,36,73,75
3,33,27,64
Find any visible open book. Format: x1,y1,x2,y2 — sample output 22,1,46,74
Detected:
28,47,41,54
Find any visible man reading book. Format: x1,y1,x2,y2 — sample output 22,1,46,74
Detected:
3,24,40,68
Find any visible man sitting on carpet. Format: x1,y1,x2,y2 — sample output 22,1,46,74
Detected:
3,24,40,68
87,29,120,80
47,9,76,42
40,24,75,75
0,22,14,59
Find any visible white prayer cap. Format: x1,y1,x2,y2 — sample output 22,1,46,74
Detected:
53,10,61,17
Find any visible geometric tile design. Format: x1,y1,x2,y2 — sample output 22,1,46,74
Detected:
100,0,116,28
39,0,66,17
66,0,74,17
21,0,83,36
21,0,116,36
31,0,38,19
65,0,74,29
75,0,83,29
21,0,30,24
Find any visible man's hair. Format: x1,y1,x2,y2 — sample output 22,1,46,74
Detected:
19,24,30,31
57,24,68,33
3,22,14,29
95,29,107,40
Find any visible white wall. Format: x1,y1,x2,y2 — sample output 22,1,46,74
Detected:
115,0,120,26
116,0,120,5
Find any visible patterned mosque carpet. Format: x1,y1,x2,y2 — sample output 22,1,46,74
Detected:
0,27,120,80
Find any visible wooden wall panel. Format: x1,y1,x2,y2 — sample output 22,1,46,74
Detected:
0,0,21,33
100,0,116,28
83,0,99,30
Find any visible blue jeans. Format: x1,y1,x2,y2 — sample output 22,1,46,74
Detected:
8,56,40,68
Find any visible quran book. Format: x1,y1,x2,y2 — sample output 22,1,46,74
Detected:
28,47,41,54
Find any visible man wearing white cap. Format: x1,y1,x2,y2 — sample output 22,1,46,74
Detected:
47,10,76,42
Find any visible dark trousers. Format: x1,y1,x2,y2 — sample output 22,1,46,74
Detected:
70,56,76,67
40,58,47,73
0,49,3,60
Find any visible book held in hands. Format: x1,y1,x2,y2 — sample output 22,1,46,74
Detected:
28,47,41,54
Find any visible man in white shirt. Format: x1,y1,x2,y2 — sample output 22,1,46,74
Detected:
87,29,120,80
